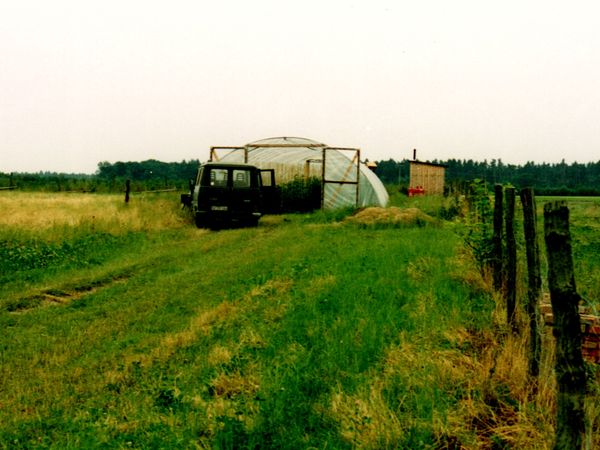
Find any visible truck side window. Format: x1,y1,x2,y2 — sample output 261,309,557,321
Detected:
260,171,273,187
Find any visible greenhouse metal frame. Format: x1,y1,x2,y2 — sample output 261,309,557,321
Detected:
207,137,388,210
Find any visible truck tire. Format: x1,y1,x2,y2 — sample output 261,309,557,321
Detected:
245,217,259,228
194,212,207,229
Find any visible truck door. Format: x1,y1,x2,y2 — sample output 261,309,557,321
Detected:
207,167,230,213
260,169,281,214
229,168,258,217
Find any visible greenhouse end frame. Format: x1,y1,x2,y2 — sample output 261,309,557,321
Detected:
321,147,361,210
209,143,362,210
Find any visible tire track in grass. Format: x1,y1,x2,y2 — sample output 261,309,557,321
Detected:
102,277,294,396
97,275,295,443
194,273,341,445
0,229,278,431
5,272,132,313
4,228,239,315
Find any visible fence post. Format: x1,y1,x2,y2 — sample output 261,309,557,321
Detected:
125,179,131,204
505,187,517,331
544,201,586,450
520,187,542,378
493,184,504,291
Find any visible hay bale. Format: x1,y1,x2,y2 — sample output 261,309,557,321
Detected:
344,207,435,228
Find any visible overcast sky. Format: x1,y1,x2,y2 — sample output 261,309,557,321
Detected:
2,0,600,174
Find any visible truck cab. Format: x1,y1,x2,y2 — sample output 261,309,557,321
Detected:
182,162,279,229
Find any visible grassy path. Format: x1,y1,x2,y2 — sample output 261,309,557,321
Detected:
1,212,498,448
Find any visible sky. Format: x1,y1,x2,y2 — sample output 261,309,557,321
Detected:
2,0,600,174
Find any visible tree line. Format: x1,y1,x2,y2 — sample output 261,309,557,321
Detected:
0,159,200,192
374,158,600,195
2,157,600,195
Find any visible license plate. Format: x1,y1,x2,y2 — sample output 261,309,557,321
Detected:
211,206,228,211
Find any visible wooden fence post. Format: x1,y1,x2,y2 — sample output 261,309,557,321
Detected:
505,187,517,331
544,201,586,450
125,179,131,204
493,184,504,291
520,187,542,378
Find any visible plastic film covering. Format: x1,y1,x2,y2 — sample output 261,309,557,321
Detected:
217,137,389,209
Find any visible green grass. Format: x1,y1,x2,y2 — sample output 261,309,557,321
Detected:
2,191,599,448
535,196,600,308
0,193,498,448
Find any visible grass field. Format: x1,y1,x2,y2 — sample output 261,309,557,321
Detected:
0,191,598,448
537,196,600,310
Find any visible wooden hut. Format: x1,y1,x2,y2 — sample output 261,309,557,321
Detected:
408,160,446,195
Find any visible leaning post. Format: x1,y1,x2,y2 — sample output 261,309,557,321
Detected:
505,187,517,332
493,184,504,292
520,187,542,378
544,201,586,450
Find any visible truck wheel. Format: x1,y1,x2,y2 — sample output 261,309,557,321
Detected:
194,213,207,229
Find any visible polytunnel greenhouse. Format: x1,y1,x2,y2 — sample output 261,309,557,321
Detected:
210,137,389,209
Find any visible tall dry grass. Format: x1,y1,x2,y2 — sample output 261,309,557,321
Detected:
462,288,600,449
0,191,187,239
326,305,562,448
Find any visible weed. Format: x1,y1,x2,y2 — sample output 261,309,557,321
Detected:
460,179,495,272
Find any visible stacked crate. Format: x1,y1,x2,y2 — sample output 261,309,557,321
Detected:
540,295,600,364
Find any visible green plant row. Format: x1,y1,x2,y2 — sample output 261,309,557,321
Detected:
0,233,128,273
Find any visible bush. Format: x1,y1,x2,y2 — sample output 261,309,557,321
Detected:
461,179,494,271
280,176,321,213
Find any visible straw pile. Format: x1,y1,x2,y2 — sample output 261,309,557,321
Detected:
344,207,436,228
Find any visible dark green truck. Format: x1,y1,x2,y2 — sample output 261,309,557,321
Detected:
181,162,280,229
